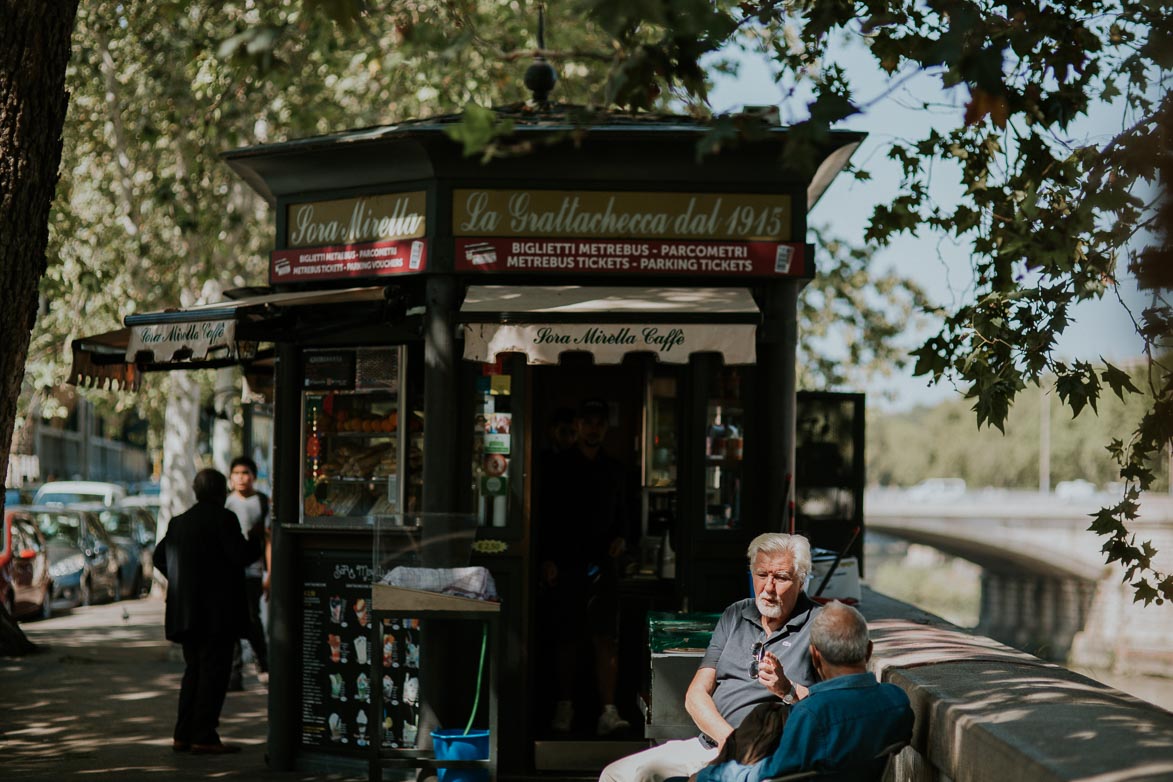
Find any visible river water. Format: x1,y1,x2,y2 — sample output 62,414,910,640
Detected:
865,534,1173,713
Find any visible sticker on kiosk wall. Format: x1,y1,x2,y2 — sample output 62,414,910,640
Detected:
483,433,510,455
480,475,508,497
483,453,508,476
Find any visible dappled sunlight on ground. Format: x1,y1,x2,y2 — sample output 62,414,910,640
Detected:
1,598,281,780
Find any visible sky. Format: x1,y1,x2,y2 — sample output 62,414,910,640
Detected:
706,41,1152,411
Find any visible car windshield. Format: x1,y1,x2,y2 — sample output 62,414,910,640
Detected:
36,492,106,505
99,510,134,537
36,512,83,546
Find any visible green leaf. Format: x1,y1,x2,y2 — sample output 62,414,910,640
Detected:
1100,360,1141,401
1132,580,1159,606
1088,508,1125,536
443,105,515,158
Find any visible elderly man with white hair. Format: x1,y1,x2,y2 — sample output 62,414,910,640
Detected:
599,533,821,782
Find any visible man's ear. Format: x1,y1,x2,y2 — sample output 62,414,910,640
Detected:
865,640,874,662
809,644,823,679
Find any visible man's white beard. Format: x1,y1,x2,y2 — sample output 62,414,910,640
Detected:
757,594,783,619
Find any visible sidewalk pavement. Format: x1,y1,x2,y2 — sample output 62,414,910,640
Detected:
1,596,363,781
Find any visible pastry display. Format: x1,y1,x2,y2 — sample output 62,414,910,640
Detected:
304,388,423,521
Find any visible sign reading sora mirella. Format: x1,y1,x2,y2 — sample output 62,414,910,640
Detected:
453,189,805,277
271,192,428,283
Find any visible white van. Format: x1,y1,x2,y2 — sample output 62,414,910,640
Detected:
33,480,127,506
906,477,967,501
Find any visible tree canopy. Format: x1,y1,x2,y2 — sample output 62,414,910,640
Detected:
3,0,1170,610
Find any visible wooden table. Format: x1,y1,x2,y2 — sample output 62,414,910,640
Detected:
368,583,500,782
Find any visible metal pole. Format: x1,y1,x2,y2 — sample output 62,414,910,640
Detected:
1039,384,1051,494
267,343,301,770
759,280,799,532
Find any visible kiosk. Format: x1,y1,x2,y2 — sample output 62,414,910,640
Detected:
69,102,865,777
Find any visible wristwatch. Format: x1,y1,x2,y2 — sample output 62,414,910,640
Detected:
781,691,798,705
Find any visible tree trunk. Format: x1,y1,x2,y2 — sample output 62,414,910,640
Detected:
0,5,81,655
212,366,237,474
158,370,201,536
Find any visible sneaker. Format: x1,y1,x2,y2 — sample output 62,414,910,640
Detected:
596,704,630,736
257,671,270,685
551,700,574,732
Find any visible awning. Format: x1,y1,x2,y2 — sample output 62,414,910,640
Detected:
460,285,759,365
68,286,388,390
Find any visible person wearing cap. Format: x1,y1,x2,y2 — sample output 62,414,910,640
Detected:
537,397,633,736
599,533,820,782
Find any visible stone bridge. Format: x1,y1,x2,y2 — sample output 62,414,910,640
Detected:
865,489,1173,676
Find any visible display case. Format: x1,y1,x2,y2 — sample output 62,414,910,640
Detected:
641,373,679,575
646,376,678,489
704,368,744,530
301,347,423,524
794,391,866,567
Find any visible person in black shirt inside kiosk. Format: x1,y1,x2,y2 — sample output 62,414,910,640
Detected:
538,397,632,736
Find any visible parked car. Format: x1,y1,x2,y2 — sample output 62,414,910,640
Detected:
31,506,127,607
1055,479,1097,500
33,481,127,507
118,493,161,524
907,477,968,501
1,507,53,619
85,503,155,596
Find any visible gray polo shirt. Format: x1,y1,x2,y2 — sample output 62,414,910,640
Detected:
699,594,820,730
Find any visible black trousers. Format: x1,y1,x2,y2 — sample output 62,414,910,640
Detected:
176,634,235,745
231,576,268,680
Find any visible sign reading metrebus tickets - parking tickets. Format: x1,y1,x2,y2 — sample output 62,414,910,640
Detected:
273,191,428,284
451,189,805,278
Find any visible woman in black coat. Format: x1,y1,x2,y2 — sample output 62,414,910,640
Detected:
153,468,262,754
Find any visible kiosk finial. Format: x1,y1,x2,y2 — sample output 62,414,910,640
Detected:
524,2,557,105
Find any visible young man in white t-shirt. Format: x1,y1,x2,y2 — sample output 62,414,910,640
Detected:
226,456,270,688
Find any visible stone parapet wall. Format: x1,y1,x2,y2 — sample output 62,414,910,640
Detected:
860,587,1173,782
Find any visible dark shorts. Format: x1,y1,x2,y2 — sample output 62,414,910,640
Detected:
547,560,619,640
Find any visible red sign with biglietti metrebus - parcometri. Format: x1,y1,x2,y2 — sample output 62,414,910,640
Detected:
453,237,804,276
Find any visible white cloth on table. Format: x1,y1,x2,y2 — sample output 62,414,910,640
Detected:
381,566,499,602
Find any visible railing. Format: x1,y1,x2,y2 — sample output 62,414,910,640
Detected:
862,587,1173,782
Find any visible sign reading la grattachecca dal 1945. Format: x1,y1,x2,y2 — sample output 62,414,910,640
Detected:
451,189,806,277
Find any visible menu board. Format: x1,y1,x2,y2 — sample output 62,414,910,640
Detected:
300,551,419,751
378,616,422,748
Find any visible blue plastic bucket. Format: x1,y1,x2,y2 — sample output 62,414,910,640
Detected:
431,728,489,782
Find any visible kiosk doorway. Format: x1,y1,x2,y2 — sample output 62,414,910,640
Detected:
528,358,649,767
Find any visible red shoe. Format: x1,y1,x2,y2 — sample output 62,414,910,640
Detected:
190,742,242,755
